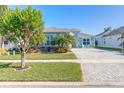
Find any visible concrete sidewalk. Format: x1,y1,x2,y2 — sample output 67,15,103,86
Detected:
0,59,124,63
0,59,80,62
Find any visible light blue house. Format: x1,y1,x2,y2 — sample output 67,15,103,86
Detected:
80,32,93,48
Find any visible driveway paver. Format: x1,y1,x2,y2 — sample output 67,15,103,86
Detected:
83,63,124,82
72,48,124,60
72,48,124,85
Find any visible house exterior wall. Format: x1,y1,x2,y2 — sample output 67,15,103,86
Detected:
4,42,17,50
95,34,122,49
41,31,82,48
72,31,81,48
0,38,17,50
0,30,93,49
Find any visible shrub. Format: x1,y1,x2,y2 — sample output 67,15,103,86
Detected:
55,48,68,53
27,47,41,53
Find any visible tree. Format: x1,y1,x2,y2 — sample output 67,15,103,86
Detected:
54,32,76,49
117,32,124,52
0,5,9,49
0,6,45,69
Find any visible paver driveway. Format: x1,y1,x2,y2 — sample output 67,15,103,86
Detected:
72,48,124,60
72,48,124,84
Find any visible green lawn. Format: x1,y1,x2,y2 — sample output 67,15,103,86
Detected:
0,62,82,81
0,53,77,60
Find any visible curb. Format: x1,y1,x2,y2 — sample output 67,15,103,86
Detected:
0,81,124,88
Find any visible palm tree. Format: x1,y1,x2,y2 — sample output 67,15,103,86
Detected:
54,32,76,50
64,33,76,48
117,32,124,52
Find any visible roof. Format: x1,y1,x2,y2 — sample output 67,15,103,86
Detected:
106,26,124,36
96,30,112,37
43,27,80,33
80,32,93,38
96,26,124,37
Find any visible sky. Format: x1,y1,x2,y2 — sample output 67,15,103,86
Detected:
9,5,124,35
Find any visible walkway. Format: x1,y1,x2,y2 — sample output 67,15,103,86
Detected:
0,59,80,62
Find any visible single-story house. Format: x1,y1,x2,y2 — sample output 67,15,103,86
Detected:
42,28,93,48
0,27,93,50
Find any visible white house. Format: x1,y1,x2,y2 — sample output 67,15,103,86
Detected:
0,37,17,50
95,26,124,49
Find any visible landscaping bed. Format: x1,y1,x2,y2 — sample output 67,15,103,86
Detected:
0,62,82,81
0,53,77,60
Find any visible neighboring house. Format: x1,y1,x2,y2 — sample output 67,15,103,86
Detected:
95,26,124,49
0,27,93,50
0,36,17,50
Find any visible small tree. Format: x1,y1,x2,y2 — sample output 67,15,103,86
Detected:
117,32,124,52
0,6,44,69
0,5,9,49
54,32,76,52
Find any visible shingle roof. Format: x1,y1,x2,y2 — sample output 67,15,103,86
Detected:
96,26,124,37
43,27,80,33
106,26,124,36
96,30,112,37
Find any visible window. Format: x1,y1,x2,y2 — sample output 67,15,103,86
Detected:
104,41,106,44
50,35,53,41
51,41,55,45
87,42,90,45
87,39,90,42
83,38,90,45
4,40,8,45
83,39,86,42
83,42,86,45
104,39,106,44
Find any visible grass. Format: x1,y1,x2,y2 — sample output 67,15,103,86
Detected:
0,53,77,60
96,47,121,52
0,62,82,81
